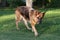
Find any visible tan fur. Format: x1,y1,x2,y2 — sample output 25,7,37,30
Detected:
15,6,45,36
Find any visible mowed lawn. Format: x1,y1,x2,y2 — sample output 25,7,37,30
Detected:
0,8,60,40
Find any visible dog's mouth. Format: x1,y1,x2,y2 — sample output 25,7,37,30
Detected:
36,21,40,24
37,20,42,24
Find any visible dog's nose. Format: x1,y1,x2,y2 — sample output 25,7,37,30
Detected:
39,20,42,24
37,21,40,24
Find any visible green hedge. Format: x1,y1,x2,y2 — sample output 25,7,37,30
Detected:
0,0,60,8
33,0,60,8
7,0,25,8
51,0,60,8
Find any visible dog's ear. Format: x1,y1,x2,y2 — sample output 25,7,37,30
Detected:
41,12,45,18
34,10,39,16
39,12,45,18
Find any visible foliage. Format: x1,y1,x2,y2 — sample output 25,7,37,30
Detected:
33,0,50,7
51,0,60,8
33,0,60,8
0,0,60,8
7,0,25,8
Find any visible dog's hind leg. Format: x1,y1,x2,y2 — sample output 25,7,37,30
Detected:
15,10,21,30
16,19,20,30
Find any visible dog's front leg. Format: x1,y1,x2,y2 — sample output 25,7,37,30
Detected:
31,23,38,36
23,18,31,30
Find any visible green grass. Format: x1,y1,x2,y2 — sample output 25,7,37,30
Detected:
0,8,60,40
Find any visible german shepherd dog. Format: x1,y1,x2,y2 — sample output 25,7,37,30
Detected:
15,6,45,36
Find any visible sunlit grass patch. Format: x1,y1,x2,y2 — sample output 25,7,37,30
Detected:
0,14,15,22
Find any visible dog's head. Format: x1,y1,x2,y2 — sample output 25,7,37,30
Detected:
30,10,45,24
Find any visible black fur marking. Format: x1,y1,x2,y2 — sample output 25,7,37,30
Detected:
17,6,30,20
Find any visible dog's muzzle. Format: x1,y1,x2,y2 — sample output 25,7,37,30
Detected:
37,20,42,24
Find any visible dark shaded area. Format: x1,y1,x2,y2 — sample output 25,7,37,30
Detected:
0,0,60,8
0,0,25,8
0,10,14,16
33,0,49,8
33,0,60,8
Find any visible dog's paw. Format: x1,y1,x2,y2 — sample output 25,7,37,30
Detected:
17,28,20,30
32,29,34,32
27,28,32,30
35,32,38,37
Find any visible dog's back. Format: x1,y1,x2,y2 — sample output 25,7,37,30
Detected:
16,6,30,20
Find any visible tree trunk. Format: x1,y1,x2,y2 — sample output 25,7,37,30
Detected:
0,0,1,3
42,0,45,8
26,0,33,8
